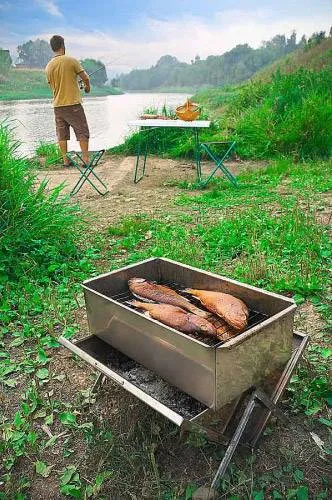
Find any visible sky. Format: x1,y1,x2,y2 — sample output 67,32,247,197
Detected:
0,0,331,75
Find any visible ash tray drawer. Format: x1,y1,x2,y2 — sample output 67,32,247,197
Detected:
59,335,209,426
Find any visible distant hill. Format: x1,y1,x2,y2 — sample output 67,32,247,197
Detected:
0,68,123,101
193,35,332,125
253,37,332,81
118,32,302,91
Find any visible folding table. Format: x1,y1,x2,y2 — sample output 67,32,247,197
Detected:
128,120,238,187
66,150,108,196
128,119,210,184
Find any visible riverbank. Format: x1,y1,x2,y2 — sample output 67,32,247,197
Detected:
0,68,123,101
0,92,188,157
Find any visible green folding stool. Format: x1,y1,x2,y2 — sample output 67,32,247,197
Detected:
199,140,238,187
66,150,108,196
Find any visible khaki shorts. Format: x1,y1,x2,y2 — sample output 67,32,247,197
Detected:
54,104,90,141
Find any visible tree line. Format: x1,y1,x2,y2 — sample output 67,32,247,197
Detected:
118,29,332,90
0,40,108,87
1,29,331,89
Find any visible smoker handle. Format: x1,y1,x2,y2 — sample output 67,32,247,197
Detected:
59,336,125,387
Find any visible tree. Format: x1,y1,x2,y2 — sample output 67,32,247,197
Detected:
155,55,178,67
286,31,297,52
307,31,326,48
110,77,120,87
80,59,107,87
0,49,12,79
299,34,307,47
118,32,301,90
17,39,52,68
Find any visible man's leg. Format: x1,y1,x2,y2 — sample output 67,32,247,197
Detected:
70,104,90,165
54,107,70,166
79,140,89,165
58,140,69,166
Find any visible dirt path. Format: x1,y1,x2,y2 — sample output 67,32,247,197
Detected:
37,154,267,228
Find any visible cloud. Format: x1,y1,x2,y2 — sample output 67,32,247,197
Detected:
33,8,332,73
34,0,62,18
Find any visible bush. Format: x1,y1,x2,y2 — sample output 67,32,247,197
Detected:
36,141,62,167
229,68,332,159
0,124,82,288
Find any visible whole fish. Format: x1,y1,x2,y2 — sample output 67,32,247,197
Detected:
185,289,249,331
130,301,218,337
128,278,210,318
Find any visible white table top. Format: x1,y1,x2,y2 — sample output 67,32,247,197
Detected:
128,119,211,128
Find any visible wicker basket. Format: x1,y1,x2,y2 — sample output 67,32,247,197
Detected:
176,99,200,121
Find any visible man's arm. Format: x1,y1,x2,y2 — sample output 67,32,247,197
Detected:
78,70,90,93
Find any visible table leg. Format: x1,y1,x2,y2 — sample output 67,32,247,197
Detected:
193,128,202,182
134,128,149,183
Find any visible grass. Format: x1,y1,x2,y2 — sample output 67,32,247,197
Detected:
0,123,100,495
253,37,332,82
111,67,332,162
1,121,331,496
35,141,62,167
106,158,331,422
0,68,123,101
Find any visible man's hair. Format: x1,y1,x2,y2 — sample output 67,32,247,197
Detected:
50,35,64,52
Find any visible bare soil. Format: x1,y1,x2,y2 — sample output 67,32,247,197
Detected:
36,154,266,228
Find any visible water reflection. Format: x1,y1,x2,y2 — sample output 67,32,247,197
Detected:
0,93,188,157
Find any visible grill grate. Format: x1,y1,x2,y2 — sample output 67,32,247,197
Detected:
109,280,268,347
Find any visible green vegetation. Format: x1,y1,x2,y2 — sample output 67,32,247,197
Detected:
0,68,53,100
35,141,62,167
0,124,100,495
80,58,107,86
17,39,52,69
1,117,331,496
253,36,332,81
111,67,332,161
0,68,123,101
226,68,332,159
0,49,12,81
1,25,331,499
119,32,302,91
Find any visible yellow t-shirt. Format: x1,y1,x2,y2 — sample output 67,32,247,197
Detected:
45,55,83,107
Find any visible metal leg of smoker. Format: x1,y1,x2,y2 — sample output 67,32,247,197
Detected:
210,389,277,489
210,332,309,489
91,373,107,394
248,332,309,447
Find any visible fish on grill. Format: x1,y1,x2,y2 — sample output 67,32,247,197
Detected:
128,278,210,318
130,301,219,337
185,289,249,331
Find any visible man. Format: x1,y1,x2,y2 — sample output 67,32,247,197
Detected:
45,35,90,167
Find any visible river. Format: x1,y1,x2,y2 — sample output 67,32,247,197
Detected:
0,93,189,157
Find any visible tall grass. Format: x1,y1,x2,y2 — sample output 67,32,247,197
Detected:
111,68,332,161
230,69,332,159
35,141,62,167
0,124,81,289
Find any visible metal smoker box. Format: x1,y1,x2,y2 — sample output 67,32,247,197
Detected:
82,258,296,410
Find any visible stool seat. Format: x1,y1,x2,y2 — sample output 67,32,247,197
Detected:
199,141,238,187
66,150,108,196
